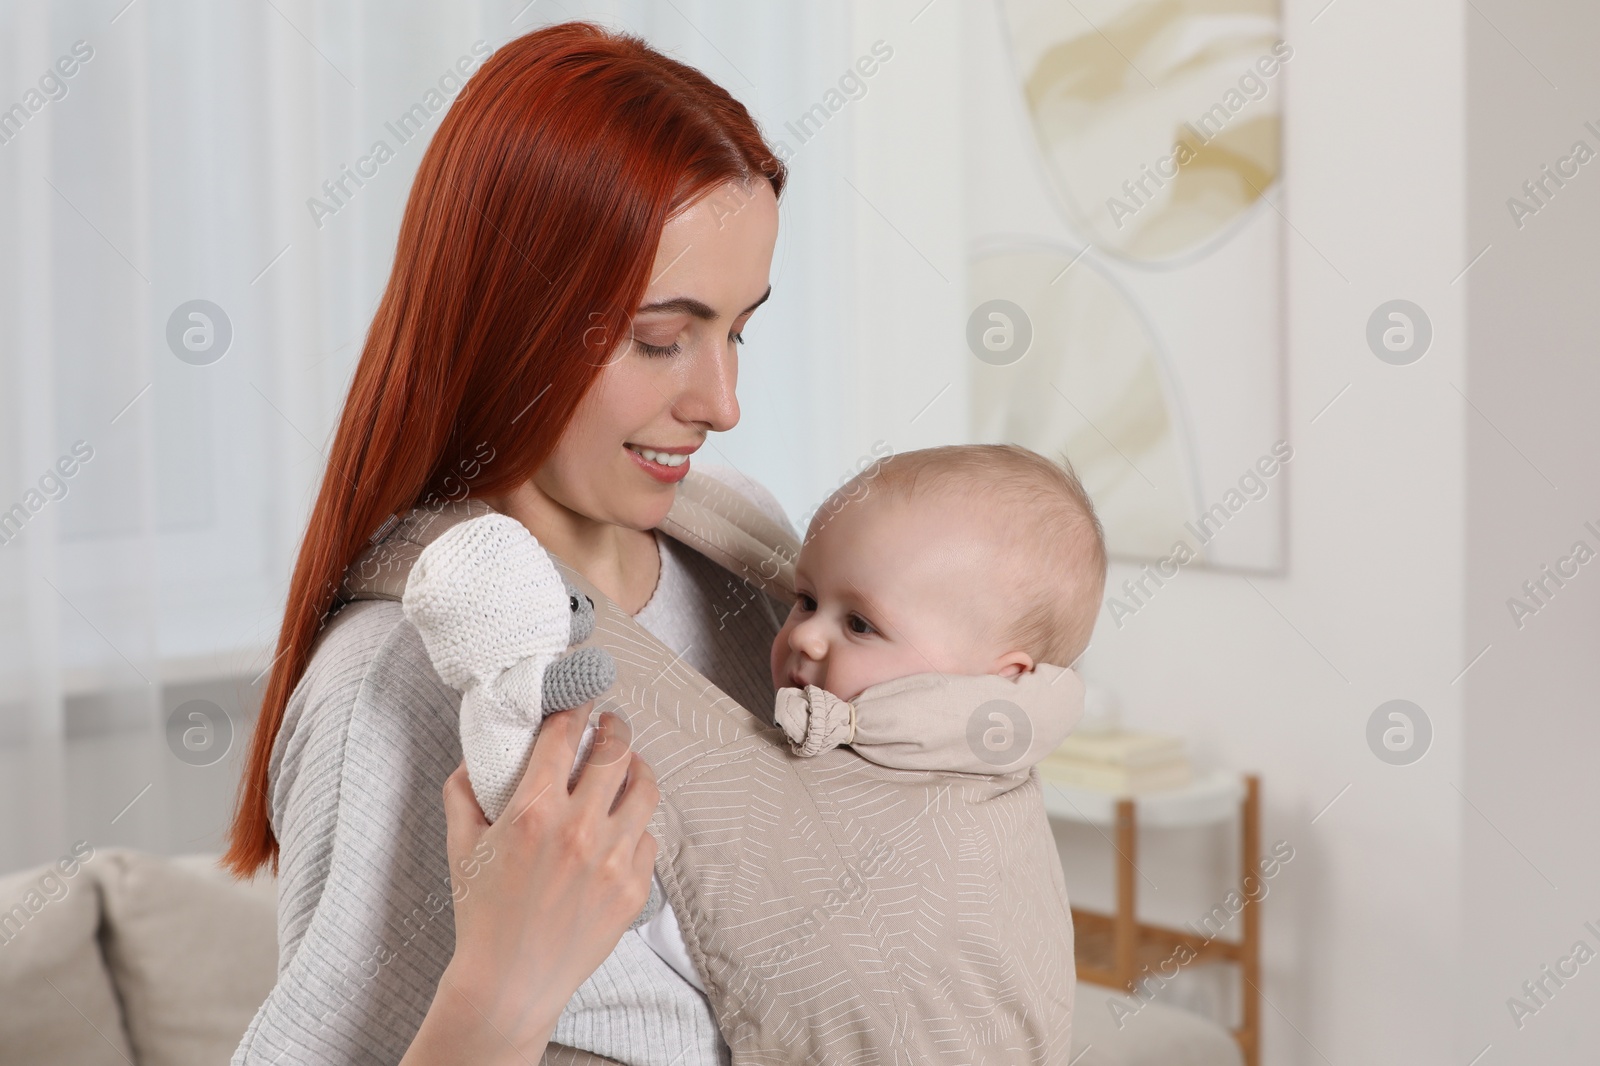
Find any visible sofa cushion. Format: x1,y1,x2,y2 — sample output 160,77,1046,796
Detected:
0,847,136,1066
96,849,277,1066
1072,982,1245,1066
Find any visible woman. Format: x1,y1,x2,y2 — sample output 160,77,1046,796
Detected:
226,23,786,1064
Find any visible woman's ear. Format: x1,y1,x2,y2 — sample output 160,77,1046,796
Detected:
993,650,1035,678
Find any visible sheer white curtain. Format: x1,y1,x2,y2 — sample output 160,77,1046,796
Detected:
0,0,964,870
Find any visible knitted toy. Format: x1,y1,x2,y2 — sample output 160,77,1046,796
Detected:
401,513,616,823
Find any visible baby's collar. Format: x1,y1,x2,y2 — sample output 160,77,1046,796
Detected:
773,664,1084,776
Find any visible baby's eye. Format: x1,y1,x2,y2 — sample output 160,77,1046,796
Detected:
796,593,817,612
847,614,875,636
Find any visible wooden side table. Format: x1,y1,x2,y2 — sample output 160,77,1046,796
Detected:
1041,771,1262,1066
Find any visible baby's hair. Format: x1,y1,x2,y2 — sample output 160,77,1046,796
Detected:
848,444,1107,666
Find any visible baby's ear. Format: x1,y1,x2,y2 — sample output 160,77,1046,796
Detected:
994,650,1035,678
566,581,597,645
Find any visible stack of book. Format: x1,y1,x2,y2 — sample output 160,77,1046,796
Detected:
1038,731,1191,794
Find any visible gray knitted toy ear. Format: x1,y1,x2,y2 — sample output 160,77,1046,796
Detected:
542,646,616,711
566,581,597,644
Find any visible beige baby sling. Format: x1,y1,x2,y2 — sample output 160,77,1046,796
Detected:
346,471,1077,1065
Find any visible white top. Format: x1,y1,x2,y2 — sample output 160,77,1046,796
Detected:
636,895,707,993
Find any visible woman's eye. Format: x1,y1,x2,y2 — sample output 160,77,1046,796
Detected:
634,338,681,358
847,614,875,636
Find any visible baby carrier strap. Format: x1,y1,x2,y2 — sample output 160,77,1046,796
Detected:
655,470,799,606
344,473,1077,1065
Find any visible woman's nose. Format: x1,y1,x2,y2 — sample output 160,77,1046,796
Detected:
676,338,739,432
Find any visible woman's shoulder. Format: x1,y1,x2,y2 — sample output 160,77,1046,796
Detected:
270,600,459,823
298,598,427,692
287,599,453,727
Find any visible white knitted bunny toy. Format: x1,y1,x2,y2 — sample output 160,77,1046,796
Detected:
401,512,616,823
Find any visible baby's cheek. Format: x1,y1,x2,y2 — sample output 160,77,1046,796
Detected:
828,648,885,704
840,643,934,702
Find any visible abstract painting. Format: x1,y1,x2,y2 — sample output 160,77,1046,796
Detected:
967,0,1288,571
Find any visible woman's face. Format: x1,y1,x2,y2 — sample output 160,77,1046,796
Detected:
535,179,780,531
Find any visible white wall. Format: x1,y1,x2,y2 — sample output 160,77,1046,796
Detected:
1462,0,1600,1060
1067,0,1469,1058
723,1,970,524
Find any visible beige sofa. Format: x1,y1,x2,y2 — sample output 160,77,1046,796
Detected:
1073,983,1245,1066
0,848,1240,1066
0,848,275,1066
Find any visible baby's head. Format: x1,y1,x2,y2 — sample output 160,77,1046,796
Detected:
770,444,1107,703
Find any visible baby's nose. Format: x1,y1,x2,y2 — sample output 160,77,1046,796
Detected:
790,619,828,660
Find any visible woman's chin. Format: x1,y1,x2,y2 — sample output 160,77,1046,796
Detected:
611,485,679,532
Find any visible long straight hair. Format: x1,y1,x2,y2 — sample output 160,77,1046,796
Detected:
225,23,784,875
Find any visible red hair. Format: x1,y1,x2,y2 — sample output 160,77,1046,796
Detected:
225,23,784,876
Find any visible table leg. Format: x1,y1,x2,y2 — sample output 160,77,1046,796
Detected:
1239,775,1262,1066
1114,797,1138,990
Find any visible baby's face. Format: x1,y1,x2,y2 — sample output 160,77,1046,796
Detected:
769,492,1031,703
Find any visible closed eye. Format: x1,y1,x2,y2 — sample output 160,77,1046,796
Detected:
634,338,682,358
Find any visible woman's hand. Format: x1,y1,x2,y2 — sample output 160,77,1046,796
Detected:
402,706,659,1065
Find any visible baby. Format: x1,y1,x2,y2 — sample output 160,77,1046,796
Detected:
638,442,1108,998
768,442,1107,768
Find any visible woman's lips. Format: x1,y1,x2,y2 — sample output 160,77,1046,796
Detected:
625,443,693,484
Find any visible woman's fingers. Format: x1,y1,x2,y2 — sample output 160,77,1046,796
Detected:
588,709,633,764
504,704,590,821
489,705,657,909
441,762,488,894
594,750,659,919
632,821,660,881
569,712,636,807
438,718,661,1050
442,762,487,834
608,752,660,839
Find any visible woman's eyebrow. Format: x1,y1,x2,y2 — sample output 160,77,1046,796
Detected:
637,286,772,319
742,286,773,315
